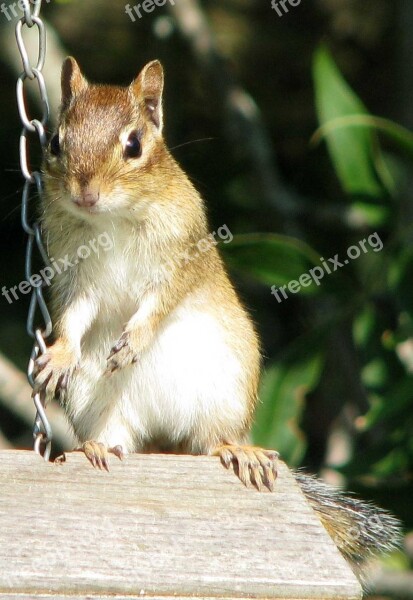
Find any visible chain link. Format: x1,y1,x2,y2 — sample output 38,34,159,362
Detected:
15,0,53,460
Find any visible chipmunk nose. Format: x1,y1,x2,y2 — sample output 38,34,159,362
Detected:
73,185,100,208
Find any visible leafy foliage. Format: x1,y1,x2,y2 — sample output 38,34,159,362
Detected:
223,233,321,291
222,46,413,524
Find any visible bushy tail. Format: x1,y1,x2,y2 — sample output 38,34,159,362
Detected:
295,472,402,582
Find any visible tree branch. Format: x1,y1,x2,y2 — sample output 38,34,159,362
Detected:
167,0,294,228
167,0,372,234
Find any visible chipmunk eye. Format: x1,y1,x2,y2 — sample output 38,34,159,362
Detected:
124,130,142,159
50,133,61,157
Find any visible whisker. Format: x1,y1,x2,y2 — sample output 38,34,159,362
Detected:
169,137,215,151
2,203,23,223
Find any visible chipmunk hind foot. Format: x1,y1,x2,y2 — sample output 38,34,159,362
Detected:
213,444,279,491
80,441,124,472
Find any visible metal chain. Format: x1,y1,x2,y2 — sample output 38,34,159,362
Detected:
15,0,53,460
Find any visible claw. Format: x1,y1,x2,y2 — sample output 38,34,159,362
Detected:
33,370,52,393
110,445,124,460
108,332,129,359
59,369,71,391
33,353,51,375
245,448,263,491
81,441,124,472
32,342,77,399
213,444,279,492
105,332,138,374
256,449,279,492
82,441,108,471
55,370,70,399
219,447,233,469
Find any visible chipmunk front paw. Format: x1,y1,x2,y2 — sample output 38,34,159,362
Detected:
105,331,139,374
33,340,78,399
213,444,279,492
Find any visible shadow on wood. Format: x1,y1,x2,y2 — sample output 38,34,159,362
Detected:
0,450,362,599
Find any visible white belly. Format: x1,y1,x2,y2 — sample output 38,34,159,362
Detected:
66,300,247,452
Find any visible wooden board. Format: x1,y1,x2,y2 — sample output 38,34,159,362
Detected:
0,450,362,599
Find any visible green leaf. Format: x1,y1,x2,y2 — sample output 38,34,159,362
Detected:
348,201,391,228
312,114,413,162
222,233,321,293
389,248,413,314
353,305,376,348
361,358,388,388
313,45,386,197
252,336,325,466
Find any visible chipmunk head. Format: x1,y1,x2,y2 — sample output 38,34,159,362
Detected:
44,57,168,220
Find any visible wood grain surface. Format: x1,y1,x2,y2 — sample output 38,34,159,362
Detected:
0,450,362,599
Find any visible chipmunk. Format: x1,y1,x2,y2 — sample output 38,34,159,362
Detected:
34,57,401,583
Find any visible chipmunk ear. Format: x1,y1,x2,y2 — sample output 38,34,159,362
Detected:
61,57,88,109
131,60,164,130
